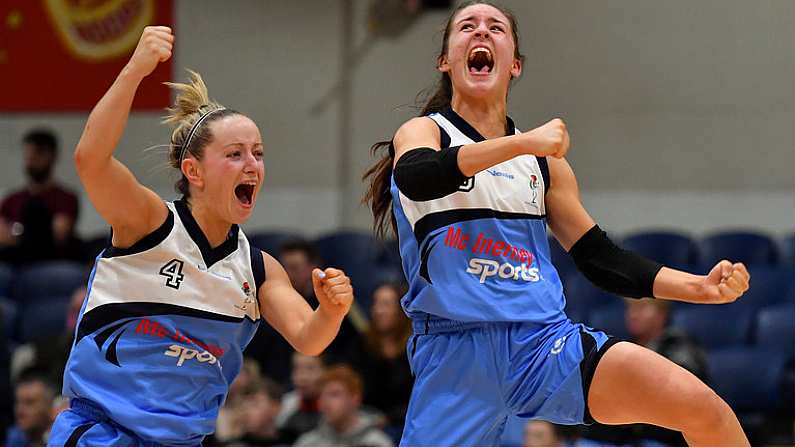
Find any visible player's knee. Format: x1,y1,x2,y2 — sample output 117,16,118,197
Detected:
682,387,734,434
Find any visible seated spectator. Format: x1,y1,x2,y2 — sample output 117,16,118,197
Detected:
4,370,57,447
275,352,325,443
523,421,600,447
350,283,413,434
215,359,263,444
244,239,362,382
293,365,394,447
626,298,707,381
31,286,86,384
223,377,289,447
582,298,708,446
0,304,11,443
0,129,81,265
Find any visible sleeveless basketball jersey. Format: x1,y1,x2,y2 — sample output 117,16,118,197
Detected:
62,199,263,446
392,108,567,324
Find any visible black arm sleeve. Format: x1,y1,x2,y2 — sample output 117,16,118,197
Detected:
393,146,468,201
568,225,664,299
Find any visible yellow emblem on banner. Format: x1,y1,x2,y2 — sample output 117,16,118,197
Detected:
45,0,154,61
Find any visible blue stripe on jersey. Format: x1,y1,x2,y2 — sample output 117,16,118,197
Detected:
392,178,567,324
64,313,258,445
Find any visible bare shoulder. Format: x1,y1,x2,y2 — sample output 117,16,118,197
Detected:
393,116,441,158
546,156,577,189
394,116,438,139
261,251,289,285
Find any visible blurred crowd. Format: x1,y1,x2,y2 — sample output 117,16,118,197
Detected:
1,129,794,447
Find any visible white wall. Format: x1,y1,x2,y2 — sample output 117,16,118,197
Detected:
2,0,793,238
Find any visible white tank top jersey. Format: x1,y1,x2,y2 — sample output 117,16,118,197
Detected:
63,199,264,445
392,107,567,324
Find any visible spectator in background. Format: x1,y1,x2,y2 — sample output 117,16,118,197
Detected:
278,239,365,359
0,129,81,265
4,371,57,447
223,377,289,447
215,359,263,444
293,365,394,447
275,352,325,443
523,421,600,447
625,298,708,382
350,283,413,436
0,306,12,444
582,298,708,446
523,421,564,447
9,285,86,386
245,240,364,383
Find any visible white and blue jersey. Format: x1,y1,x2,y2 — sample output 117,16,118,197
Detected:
53,199,264,447
392,107,566,324
394,108,618,447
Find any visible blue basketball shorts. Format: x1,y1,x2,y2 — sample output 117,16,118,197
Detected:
400,318,620,447
48,399,192,447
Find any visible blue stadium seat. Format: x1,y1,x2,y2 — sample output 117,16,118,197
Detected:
708,347,786,412
588,305,629,339
671,305,753,349
755,303,795,357
782,233,795,265
564,273,624,323
698,231,778,269
15,298,71,343
739,267,794,310
314,230,381,270
346,265,403,312
0,297,17,339
12,261,88,303
621,230,698,269
0,262,13,298
378,238,403,273
248,231,303,256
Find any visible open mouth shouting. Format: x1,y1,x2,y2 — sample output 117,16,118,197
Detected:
234,181,256,208
467,46,494,75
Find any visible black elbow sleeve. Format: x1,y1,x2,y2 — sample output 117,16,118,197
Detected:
393,146,468,201
568,225,663,299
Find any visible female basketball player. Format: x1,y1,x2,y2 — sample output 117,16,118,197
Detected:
49,27,354,446
363,2,750,446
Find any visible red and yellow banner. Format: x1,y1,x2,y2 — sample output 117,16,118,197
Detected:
0,0,173,111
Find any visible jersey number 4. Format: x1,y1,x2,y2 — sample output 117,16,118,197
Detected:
159,259,185,289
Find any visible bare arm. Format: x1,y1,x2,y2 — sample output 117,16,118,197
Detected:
258,253,353,356
392,116,570,176
73,26,173,247
546,157,749,304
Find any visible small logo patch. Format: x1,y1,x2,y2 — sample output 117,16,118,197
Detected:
550,335,567,355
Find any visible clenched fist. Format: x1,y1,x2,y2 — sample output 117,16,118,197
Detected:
525,118,570,158
312,268,354,319
126,26,174,79
698,260,750,304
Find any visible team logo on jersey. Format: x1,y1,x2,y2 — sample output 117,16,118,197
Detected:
458,176,475,192
235,281,256,311
529,174,539,190
486,169,515,180
164,344,219,367
466,258,541,284
527,174,540,210
550,335,567,355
